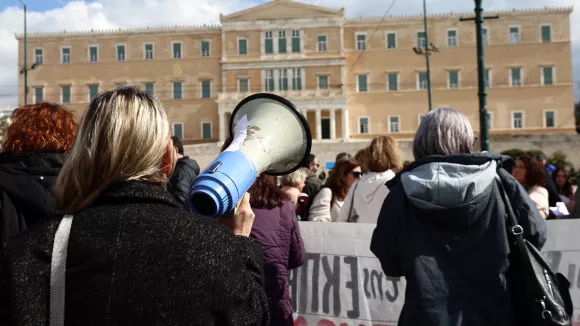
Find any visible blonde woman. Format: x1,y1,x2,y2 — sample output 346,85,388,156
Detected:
0,86,269,325
280,168,310,220
338,136,403,223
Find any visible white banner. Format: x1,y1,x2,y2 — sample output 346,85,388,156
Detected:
291,220,580,326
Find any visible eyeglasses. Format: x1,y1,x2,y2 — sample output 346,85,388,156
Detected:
350,172,363,179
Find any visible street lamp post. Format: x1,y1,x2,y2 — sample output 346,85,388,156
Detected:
412,0,438,112
422,0,432,112
19,0,28,106
460,0,499,152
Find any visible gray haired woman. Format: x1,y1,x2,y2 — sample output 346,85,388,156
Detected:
370,108,547,326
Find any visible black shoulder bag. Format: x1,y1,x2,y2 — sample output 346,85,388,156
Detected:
497,179,574,326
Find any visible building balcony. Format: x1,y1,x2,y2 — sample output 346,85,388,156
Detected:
217,87,347,102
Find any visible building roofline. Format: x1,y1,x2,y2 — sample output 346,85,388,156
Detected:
345,6,573,24
14,24,221,40
14,5,572,39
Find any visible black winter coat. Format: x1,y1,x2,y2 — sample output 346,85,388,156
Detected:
0,152,65,248
371,153,547,326
0,181,270,326
168,156,200,206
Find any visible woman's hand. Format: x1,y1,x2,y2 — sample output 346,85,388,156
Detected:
217,193,255,237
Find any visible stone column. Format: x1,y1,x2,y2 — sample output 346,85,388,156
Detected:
219,112,226,142
341,108,350,141
330,109,336,140
315,109,322,140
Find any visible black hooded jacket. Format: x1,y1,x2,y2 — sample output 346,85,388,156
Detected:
370,153,547,326
0,152,65,248
168,156,200,206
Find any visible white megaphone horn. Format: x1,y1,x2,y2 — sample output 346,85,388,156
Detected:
188,93,312,217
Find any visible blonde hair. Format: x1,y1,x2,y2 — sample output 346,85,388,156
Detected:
280,168,308,188
366,135,403,173
55,85,171,213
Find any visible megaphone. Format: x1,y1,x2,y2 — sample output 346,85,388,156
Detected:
188,93,312,217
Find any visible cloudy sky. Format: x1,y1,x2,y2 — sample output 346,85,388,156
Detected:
0,0,578,107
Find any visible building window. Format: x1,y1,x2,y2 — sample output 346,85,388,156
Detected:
34,48,43,64
356,33,366,51
484,68,492,87
510,67,523,86
357,74,368,92
447,29,458,47
265,70,275,91
144,43,154,60
387,73,398,91
201,40,210,57
512,111,524,129
264,31,273,54
172,41,182,59
172,123,184,139
201,81,211,98
541,66,554,85
291,30,300,53
417,72,428,90
145,82,154,96
116,45,126,61
317,35,327,52
509,26,520,44
279,69,289,91
418,114,425,125
291,68,302,90
317,75,329,90
172,82,183,99
61,86,71,103
61,47,70,64
88,84,99,101
358,117,369,134
33,86,43,102
448,70,460,89
238,38,248,55
202,122,212,139
486,112,494,129
89,46,98,62
541,25,551,43
544,110,555,128
417,31,426,48
278,31,287,53
238,78,249,93
389,116,400,133
482,27,489,45
386,32,397,49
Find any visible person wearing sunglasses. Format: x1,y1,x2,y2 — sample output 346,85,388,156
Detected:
337,136,403,224
309,157,361,223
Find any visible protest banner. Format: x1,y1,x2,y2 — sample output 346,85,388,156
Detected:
291,220,580,326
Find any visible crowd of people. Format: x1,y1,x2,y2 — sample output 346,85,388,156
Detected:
0,85,574,325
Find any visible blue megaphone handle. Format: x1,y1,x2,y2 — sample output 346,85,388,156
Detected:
188,151,257,217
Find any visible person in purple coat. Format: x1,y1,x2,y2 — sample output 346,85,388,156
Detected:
247,174,306,326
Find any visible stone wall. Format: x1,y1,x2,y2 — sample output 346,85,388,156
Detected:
184,134,580,172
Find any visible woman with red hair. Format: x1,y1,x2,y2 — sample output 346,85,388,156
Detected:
0,102,77,247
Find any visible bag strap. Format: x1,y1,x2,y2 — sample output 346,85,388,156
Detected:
50,214,74,326
495,178,539,292
347,181,360,223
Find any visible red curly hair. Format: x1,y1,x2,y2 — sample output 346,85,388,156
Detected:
3,102,77,155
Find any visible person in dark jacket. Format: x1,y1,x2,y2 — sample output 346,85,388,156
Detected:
0,86,269,325
0,102,77,248
302,154,323,198
537,154,560,207
168,136,200,206
221,139,306,325
371,108,547,326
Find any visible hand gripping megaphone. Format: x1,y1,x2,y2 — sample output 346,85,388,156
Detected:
188,93,312,217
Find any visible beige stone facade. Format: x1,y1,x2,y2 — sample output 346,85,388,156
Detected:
16,0,575,143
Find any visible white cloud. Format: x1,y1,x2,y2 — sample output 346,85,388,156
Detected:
0,0,578,107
